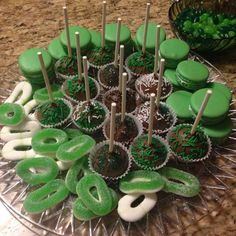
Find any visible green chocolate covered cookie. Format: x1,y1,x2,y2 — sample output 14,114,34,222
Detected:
48,38,67,61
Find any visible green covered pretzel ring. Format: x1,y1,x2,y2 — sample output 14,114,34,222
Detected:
119,170,165,194
0,103,25,126
158,167,200,197
32,128,68,155
16,157,59,185
76,174,112,216
23,179,69,214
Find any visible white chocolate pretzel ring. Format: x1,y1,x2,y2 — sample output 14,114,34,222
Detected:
4,81,32,105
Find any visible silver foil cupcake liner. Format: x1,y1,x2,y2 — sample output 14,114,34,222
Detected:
166,123,212,163
71,100,109,134
88,140,132,181
130,134,171,171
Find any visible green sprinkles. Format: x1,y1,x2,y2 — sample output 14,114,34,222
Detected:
131,135,167,168
127,51,154,74
36,99,70,126
87,46,114,66
57,56,78,75
169,125,209,160
66,75,97,100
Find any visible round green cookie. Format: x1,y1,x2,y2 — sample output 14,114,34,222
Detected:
207,82,232,102
23,179,69,214
18,48,53,76
33,84,63,103
190,88,230,125
0,103,25,126
60,26,91,54
32,128,68,155
159,38,189,69
200,117,233,145
56,135,96,161
16,157,59,185
158,167,200,197
164,69,181,88
166,90,193,121
135,22,166,54
176,60,209,90
89,30,101,48
119,170,165,194
76,174,113,216
48,38,67,61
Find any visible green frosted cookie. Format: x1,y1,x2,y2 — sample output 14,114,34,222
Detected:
160,38,189,69
166,90,193,121
200,117,233,145
207,82,232,102
190,88,230,125
135,22,166,54
176,60,209,91
48,38,67,61
0,103,25,126
164,69,182,88
89,30,101,48
60,26,91,54
33,84,63,103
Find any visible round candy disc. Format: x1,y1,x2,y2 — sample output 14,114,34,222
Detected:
48,38,67,61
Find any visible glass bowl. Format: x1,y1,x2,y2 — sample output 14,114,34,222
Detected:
168,0,236,53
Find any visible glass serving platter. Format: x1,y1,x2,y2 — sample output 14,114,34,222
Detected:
0,53,235,236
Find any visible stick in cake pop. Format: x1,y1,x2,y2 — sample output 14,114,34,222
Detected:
147,93,156,146
121,72,127,122
114,18,121,68
82,56,90,102
63,6,72,58
109,103,116,152
155,58,165,109
75,32,82,80
190,89,212,135
37,52,54,102
154,25,161,76
118,45,124,92
101,1,107,48
142,3,151,54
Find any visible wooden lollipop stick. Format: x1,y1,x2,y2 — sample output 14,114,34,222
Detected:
191,90,212,135
109,102,116,152
37,52,54,102
101,1,107,48
82,56,90,102
148,93,156,146
154,25,161,75
142,3,151,54
118,45,124,92
63,6,72,58
121,72,127,122
155,58,165,109
114,18,121,68
75,32,82,80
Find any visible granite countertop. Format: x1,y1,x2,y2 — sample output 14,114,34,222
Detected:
0,0,235,235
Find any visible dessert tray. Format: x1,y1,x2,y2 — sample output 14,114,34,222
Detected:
0,52,235,236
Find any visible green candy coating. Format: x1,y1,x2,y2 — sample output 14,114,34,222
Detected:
18,48,53,76
0,103,25,126
166,90,193,121
56,135,96,161
119,170,165,194
105,23,131,44
76,174,113,216
158,167,200,197
207,82,232,102
89,30,101,48
23,179,69,214
32,128,68,155
200,117,233,145
64,128,83,140
60,26,91,53
159,38,189,69
48,38,67,61
33,84,63,103
190,88,230,124
65,157,87,194
16,157,59,185
176,60,209,90
135,22,166,54
164,69,181,88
